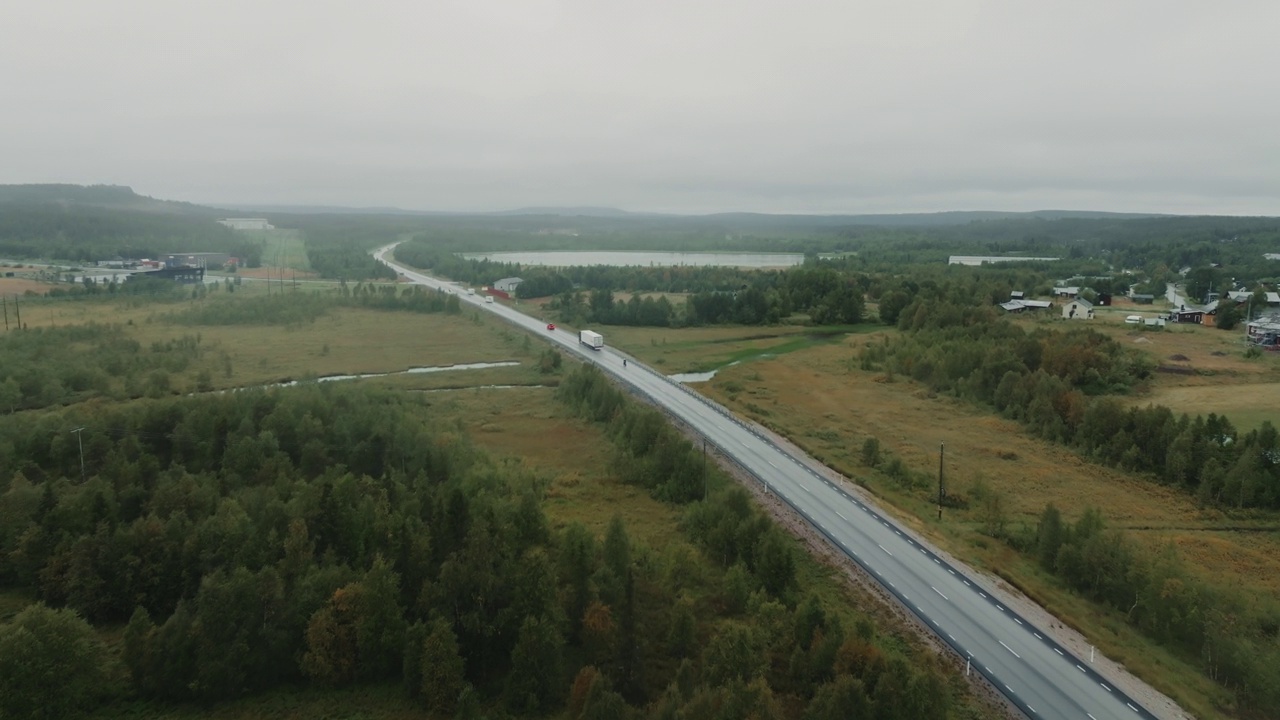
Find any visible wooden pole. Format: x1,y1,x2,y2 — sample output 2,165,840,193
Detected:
937,442,945,520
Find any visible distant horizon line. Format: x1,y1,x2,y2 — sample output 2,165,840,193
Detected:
206,202,1193,218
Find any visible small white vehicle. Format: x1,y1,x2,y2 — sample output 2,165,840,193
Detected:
1125,315,1141,324
484,296,494,304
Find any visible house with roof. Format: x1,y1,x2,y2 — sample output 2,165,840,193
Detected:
1000,299,1052,313
1062,298,1093,320
1053,286,1080,299
1170,306,1205,324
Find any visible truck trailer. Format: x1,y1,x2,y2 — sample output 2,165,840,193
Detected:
579,329,604,350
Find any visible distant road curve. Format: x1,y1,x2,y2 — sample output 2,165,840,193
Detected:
374,244,1169,720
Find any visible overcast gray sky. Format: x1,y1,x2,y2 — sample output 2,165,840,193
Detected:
3,0,1278,214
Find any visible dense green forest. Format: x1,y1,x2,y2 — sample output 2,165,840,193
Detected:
0,372,965,719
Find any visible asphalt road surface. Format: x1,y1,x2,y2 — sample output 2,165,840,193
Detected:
375,246,1160,720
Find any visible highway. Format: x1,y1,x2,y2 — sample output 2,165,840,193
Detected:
375,246,1162,720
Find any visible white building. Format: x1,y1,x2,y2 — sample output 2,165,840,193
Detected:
1062,298,1093,320
494,277,524,293
218,218,274,231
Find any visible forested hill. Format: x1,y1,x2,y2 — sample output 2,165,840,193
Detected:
0,185,260,264
0,184,217,216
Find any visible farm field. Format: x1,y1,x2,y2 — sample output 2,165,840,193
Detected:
605,325,1278,718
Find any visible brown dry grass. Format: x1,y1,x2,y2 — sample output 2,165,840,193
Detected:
0,277,55,296
601,324,824,373
1142,382,1280,432
432,387,685,546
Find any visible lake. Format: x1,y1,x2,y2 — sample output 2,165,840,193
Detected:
462,251,806,268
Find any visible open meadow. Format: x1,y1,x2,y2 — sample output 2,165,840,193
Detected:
1040,312,1280,430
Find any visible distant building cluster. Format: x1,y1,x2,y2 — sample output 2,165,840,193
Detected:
218,218,274,231
164,252,234,269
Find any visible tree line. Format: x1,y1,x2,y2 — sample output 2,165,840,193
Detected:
1019,504,1280,714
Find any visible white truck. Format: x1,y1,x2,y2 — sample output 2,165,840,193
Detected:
579,329,604,350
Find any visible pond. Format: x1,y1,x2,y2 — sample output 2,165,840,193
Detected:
462,251,806,268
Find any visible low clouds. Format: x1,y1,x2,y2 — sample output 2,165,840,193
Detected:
2,0,1277,214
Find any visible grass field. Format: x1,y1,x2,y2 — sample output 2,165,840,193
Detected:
1143,382,1280,432
245,229,312,271
600,323,876,373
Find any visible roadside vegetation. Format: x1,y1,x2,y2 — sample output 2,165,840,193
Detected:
635,322,1278,718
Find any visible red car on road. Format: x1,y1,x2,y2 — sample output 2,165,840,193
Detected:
546,323,556,331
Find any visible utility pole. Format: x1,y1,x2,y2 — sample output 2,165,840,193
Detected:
71,427,86,483
937,442,945,520
13,294,20,329
702,437,708,500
